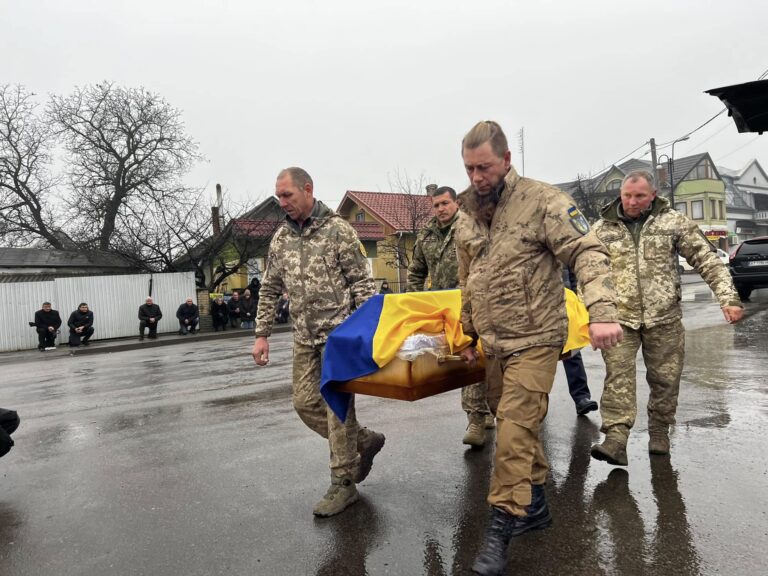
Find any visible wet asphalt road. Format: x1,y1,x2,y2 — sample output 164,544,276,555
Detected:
0,286,766,576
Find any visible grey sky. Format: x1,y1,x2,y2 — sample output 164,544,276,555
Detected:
2,0,767,210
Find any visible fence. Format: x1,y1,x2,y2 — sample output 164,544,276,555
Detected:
0,271,196,352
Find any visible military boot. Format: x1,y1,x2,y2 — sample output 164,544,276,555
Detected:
484,414,496,429
312,476,359,518
355,429,386,483
471,507,517,575
648,424,670,455
463,412,487,448
591,438,628,466
510,484,553,537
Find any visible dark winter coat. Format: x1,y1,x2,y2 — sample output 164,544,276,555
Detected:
67,310,94,330
138,304,163,322
210,301,228,321
240,296,257,321
34,309,62,331
227,298,241,318
176,303,199,321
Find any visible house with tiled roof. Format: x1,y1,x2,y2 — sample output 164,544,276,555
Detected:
558,153,730,248
337,190,433,291
718,159,768,242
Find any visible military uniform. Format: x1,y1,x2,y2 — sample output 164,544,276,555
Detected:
456,167,617,516
255,200,380,481
406,213,491,426
593,196,741,445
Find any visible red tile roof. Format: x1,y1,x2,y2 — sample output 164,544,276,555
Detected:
342,191,433,233
350,221,385,241
232,218,284,238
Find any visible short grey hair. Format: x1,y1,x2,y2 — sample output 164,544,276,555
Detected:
621,170,655,190
278,167,313,190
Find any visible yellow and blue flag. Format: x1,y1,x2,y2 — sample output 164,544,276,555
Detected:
320,290,471,421
320,287,591,421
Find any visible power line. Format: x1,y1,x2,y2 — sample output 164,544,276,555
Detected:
715,135,761,162
688,120,733,153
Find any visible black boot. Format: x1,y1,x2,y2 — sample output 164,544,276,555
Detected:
510,484,552,537
471,507,516,575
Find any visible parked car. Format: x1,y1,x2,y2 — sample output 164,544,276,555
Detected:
678,248,729,272
728,237,768,300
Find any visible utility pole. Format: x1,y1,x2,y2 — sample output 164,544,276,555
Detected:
518,127,525,176
649,138,659,187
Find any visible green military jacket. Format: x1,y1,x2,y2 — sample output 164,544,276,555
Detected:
406,214,459,292
455,167,618,357
254,200,376,346
594,196,741,330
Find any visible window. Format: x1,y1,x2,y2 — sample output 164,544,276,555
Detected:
718,200,725,220
675,202,687,215
691,200,704,220
606,179,621,192
355,211,365,222
683,159,717,181
710,199,717,219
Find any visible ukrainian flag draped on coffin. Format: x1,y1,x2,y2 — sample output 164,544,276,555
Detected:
320,288,591,422
320,290,471,422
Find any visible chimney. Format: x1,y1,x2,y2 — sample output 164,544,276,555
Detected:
425,183,438,195
216,183,223,208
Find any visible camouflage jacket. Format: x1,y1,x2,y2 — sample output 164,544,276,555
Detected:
594,196,741,330
406,214,459,292
455,167,618,357
255,200,376,346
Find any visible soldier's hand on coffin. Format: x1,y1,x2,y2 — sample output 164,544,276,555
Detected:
722,306,744,324
459,346,479,367
252,336,270,366
588,322,624,350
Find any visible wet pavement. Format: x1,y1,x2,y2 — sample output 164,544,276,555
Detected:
0,288,766,575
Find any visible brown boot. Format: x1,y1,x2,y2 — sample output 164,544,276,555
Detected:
312,476,359,517
484,413,496,429
463,412,487,448
355,429,385,483
648,424,670,455
591,438,628,466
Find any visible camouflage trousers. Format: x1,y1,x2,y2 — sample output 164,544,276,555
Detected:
461,379,491,418
293,341,366,478
599,320,685,443
484,346,560,516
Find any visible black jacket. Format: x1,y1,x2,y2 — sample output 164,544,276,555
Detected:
227,298,241,317
210,301,228,320
176,303,199,321
138,303,163,322
34,309,62,330
240,296,257,320
67,310,93,330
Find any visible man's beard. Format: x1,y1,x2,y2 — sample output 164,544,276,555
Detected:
475,187,501,225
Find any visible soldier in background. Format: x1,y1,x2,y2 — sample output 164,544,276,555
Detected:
252,167,385,518
406,184,494,448
454,121,622,576
591,170,743,466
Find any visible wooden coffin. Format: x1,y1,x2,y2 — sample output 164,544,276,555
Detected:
335,352,485,401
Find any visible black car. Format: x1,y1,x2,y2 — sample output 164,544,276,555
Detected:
729,236,768,300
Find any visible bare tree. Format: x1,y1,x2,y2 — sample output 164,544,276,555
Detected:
377,170,433,281
570,174,609,223
0,85,63,248
48,82,201,251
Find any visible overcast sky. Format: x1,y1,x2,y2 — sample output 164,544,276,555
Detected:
2,0,767,210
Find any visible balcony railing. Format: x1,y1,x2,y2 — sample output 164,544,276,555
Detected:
755,210,768,221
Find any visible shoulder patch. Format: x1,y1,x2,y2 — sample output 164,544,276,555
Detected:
567,206,590,235
359,241,367,257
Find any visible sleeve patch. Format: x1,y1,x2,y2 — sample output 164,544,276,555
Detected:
567,206,590,235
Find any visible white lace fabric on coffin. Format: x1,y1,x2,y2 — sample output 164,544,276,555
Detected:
396,332,449,362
